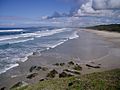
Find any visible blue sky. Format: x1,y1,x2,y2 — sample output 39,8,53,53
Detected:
0,0,75,18
0,0,77,27
0,0,120,27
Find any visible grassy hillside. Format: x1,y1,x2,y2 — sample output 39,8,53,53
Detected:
12,69,120,90
87,24,120,33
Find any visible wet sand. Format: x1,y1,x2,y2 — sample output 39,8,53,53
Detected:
86,29,120,69
0,29,120,90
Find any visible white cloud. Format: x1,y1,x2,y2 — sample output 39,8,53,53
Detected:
93,0,120,10
0,23,15,27
75,0,120,17
41,16,49,20
109,0,120,9
92,0,108,10
77,0,99,15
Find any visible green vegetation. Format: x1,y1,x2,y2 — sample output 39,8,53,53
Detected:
12,69,120,90
87,24,120,33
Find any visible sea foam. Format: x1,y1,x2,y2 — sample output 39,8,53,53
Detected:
0,63,19,74
0,29,23,32
0,28,66,43
0,28,79,74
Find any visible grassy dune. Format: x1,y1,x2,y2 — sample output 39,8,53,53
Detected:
12,69,120,90
87,24,120,32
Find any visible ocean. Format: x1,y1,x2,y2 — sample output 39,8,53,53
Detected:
0,27,79,74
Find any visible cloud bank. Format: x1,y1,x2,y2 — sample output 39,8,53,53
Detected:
93,0,120,10
74,0,120,17
45,0,120,19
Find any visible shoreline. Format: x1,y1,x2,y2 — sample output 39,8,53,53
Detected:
1,29,120,89
0,30,79,75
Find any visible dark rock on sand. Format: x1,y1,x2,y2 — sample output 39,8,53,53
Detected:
39,78,48,82
26,73,38,79
33,52,39,55
64,69,81,75
53,63,59,66
59,72,73,78
53,63,65,66
29,65,48,73
46,69,58,78
73,64,82,71
11,82,23,89
10,81,28,89
39,79,44,82
90,62,95,64
29,66,37,72
68,61,74,65
60,63,65,66
29,66,48,72
86,64,100,68
36,66,42,71
41,67,48,71
0,87,6,90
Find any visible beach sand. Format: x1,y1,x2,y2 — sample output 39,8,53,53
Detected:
0,29,120,90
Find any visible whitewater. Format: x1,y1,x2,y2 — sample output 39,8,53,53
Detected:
0,27,79,74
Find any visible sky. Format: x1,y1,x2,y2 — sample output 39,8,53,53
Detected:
0,0,75,18
0,0,120,27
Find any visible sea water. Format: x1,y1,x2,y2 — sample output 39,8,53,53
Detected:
0,27,79,74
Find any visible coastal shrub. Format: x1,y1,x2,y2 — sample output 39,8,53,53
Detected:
14,69,120,90
87,24,120,33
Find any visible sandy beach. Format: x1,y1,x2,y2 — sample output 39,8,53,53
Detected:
0,29,120,90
